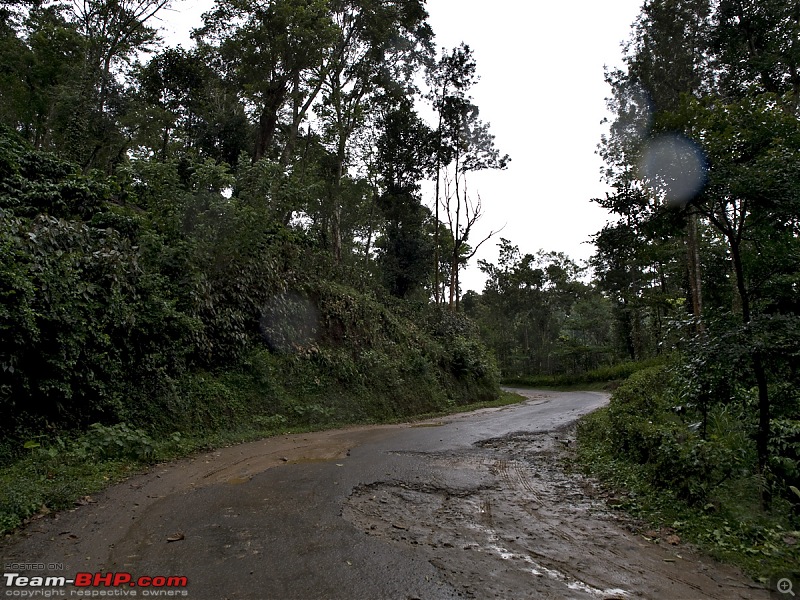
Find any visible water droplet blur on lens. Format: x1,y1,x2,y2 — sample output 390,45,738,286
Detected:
638,134,707,206
260,292,319,353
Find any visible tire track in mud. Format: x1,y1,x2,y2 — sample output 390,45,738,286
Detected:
344,430,768,600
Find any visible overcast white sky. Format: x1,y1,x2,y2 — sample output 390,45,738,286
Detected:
160,0,644,293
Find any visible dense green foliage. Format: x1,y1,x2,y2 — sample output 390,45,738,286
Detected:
565,2,800,581
502,357,665,389
577,366,800,581
585,0,800,512
0,0,504,483
465,239,620,378
0,126,498,454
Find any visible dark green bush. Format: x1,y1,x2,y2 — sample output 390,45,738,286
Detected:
606,365,677,462
770,418,800,510
0,129,500,464
503,356,665,387
598,365,755,505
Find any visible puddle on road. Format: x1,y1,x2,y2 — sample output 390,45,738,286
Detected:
344,432,627,599
225,476,252,485
344,430,762,600
286,456,340,465
482,537,630,599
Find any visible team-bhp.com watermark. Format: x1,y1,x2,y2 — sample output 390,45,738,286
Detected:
3,566,188,598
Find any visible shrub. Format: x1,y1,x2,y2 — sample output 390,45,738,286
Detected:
600,365,755,505
0,129,501,464
606,365,678,462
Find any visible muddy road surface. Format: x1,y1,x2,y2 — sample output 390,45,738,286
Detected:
3,389,768,599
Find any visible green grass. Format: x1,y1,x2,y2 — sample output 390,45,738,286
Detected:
393,389,527,421
0,389,526,536
503,381,612,392
0,455,137,534
501,357,666,390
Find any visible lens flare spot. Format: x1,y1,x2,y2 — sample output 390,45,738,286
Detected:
638,134,707,206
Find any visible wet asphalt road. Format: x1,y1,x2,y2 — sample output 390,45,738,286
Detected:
117,390,607,599
3,390,609,600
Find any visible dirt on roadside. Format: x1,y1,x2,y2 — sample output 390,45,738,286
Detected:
2,391,772,599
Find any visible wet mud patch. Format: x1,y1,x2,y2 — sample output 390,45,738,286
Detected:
5,392,768,600
344,431,768,599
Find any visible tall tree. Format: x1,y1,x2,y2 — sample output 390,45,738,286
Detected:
0,4,84,150
427,44,508,309
426,43,476,305
134,46,209,159
194,0,336,162
599,0,713,330
374,97,435,298
682,93,800,490
67,0,170,169
596,0,800,507
316,0,433,261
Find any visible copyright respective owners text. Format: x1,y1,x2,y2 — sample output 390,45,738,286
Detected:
3,563,189,598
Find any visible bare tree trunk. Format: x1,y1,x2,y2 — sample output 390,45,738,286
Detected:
363,190,377,267
331,134,346,262
686,208,704,332
434,105,443,305
434,163,441,304
729,229,771,509
455,173,472,312
161,124,170,162
449,146,462,310
280,68,327,168
280,71,302,168
254,85,286,162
